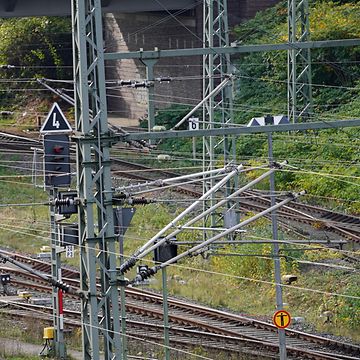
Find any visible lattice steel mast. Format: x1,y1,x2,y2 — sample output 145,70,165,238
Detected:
203,0,235,230
288,0,313,122
72,0,122,358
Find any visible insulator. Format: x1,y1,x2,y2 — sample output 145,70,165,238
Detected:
117,80,132,86
157,154,171,161
273,160,288,168
129,197,150,205
120,257,137,273
53,197,76,207
113,192,130,205
0,111,13,116
154,179,164,187
285,191,300,200
50,279,70,292
155,77,171,82
0,65,15,69
132,81,149,88
114,193,127,200
224,164,237,172
134,266,157,283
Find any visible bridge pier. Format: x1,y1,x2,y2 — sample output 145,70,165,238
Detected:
104,0,281,120
104,11,202,120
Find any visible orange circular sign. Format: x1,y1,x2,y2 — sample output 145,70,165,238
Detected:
273,310,291,329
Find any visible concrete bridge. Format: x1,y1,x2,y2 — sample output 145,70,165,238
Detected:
104,0,280,119
0,0,280,120
0,0,196,17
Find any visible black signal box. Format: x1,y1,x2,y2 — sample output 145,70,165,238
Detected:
44,134,71,187
60,224,79,247
154,240,177,264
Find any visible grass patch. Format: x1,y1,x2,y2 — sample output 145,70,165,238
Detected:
2,357,41,360
0,314,44,344
130,208,360,342
141,257,360,341
0,154,49,254
0,313,81,359
1,156,359,349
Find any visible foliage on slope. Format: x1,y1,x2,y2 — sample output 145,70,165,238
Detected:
233,0,360,120
230,0,360,213
131,204,360,338
0,17,72,111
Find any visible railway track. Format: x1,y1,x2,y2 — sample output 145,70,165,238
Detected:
1,253,359,360
1,131,360,357
1,130,360,247
110,156,360,247
239,193,360,246
0,131,40,152
1,301,358,360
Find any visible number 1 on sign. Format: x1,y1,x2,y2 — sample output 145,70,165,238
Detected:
53,113,60,129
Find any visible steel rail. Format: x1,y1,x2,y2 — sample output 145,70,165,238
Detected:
0,297,358,360
2,130,358,246
1,261,359,359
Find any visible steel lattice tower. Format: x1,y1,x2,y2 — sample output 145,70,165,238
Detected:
288,0,313,122
202,0,235,230
72,0,122,358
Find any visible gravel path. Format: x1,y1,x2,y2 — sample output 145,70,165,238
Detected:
0,337,82,359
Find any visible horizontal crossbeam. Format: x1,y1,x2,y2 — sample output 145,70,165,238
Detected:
104,38,360,61
120,119,360,141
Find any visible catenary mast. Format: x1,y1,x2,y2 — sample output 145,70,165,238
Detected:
71,0,122,358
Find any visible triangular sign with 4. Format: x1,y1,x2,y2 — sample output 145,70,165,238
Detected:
40,102,72,133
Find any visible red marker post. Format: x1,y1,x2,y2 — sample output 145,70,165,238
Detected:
58,289,64,330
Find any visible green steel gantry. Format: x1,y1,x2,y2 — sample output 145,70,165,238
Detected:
202,0,236,233
70,0,360,358
288,0,313,122
71,0,122,358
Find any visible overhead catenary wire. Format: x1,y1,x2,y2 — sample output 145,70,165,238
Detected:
1,217,359,267
281,166,360,187
0,0,358,278
116,71,360,90
115,163,269,195
1,0,357,125
211,251,358,272
33,70,358,100
0,202,49,208
3,189,360,260
131,191,305,283
2,155,357,214
120,163,245,272
8,77,353,128
2,207,356,298
1,221,359,301
3,1,353,127
150,259,360,301
107,143,360,170
3,59,360,69
121,162,287,272
114,164,230,191
2,189,358,225
2,203,357,254
3,147,360,188
104,91,359,125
